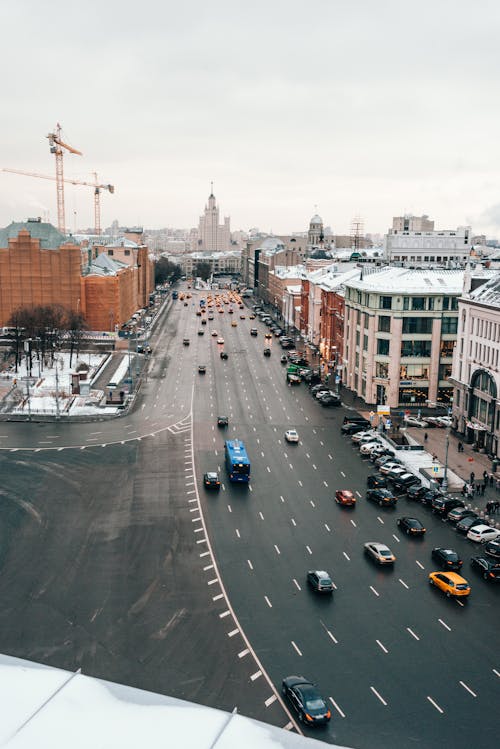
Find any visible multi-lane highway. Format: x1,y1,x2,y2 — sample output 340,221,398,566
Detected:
0,286,498,748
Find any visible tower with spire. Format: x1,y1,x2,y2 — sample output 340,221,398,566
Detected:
198,184,231,251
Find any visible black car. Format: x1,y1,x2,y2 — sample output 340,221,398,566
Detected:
281,676,331,725
250,328,258,336
397,516,426,536
366,488,397,507
456,515,484,535
319,395,341,407
342,416,371,428
341,422,368,436
406,484,429,502
391,473,421,492
263,348,271,357
306,570,334,594
198,365,206,374
447,507,477,524
431,547,463,570
280,354,287,363
420,490,443,508
217,416,229,427
310,384,327,395
470,556,500,581
484,539,500,560
220,351,228,360
198,329,204,336
432,496,464,517
203,471,220,490
367,473,388,489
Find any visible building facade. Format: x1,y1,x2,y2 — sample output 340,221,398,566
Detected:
198,190,231,252
450,271,500,456
384,215,472,266
343,268,464,407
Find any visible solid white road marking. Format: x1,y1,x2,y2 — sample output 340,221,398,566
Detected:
208,578,218,585
376,640,388,654
250,670,262,681
203,564,214,571
370,686,387,706
219,610,230,619
291,641,302,656
228,628,239,637
265,694,278,707
427,696,444,714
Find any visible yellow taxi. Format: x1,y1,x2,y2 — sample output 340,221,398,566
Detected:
428,571,471,598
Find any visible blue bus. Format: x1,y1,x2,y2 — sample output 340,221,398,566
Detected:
224,440,250,483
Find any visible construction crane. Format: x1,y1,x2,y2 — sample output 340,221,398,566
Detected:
1,167,114,235
46,123,82,234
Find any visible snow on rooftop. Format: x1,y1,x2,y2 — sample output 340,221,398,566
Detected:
346,267,465,294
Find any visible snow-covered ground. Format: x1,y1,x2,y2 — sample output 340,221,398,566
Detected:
0,352,121,417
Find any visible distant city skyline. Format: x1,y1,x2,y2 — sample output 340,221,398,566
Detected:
1,1,499,237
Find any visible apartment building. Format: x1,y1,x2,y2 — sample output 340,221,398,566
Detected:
384,215,472,266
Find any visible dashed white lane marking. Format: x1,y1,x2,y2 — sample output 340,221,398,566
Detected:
312,464,317,470
247,560,253,570
259,511,265,520
293,579,301,591
343,552,350,561
328,454,333,460
310,500,315,508
459,681,477,697
227,504,232,513
340,471,346,478
399,579,409,589
438,618,451,632
376,640,388,654
407,627,420,641
264,596,272,608
323,480,329,487
377,517,384,524
274,544,281,555
320,440,324,446
265,694,278,707
416,560,424,570
355,490,361,498
324,523,331,532
493,669,500,678
289,463,293,470
370,585,379,597
329,696,345,718
306,545,312,555
291,641,302,656
250,670,262,681
280,495,285,502
297,479,303,487
427,696,444,714
291,518,296,526
266,466,271,473
370,686,387,706
235,529,240,538
350,519,356,527
392,534,400,543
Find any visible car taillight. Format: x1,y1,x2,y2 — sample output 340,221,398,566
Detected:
304,713,313,722
326,710,331,719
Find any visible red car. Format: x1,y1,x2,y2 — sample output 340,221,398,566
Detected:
335,489,356,506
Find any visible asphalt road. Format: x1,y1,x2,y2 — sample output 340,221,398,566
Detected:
0,289,498,748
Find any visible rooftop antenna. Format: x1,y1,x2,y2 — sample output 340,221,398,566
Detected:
210,180,214,197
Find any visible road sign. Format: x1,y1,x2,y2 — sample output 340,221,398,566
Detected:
432,465,440,474
377,405,390,415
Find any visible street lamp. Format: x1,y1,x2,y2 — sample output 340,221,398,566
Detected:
441,405,453,492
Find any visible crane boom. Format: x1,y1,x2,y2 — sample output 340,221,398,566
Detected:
46,123,82,234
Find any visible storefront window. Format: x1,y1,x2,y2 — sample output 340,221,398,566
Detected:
399,387,429,405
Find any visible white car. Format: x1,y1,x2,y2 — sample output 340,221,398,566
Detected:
359,440,382,455
364,542,396,565
217,337,224,344
351,430,376,443
357,433,380,447
379,461,403,475
211,330,218,337
404,416,428,428
466,524,500,543
285,429,299,444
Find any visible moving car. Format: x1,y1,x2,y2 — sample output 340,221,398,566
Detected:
198,365,206,374
367,474,388,489
285,429,299,444
428,571,471,598
431,547,463,570
250,328,258,336
484,539,500,560
217,337,224,344
198,330,204,336
265,332,272,339
281,676,331,725
404,416,428,428
231,321,237,327
203,471,220,490
280,354,288,363
397,516,426,536
341,421,367,435
319,394,341,407
183,338,190,345
466,524,500,543
470,556,500,581
306,570,334,594
211,330,218,336
217,416,229,427
220,351,228,360
366,488,397,507
364,542,396,565
335,489,356,506
263,348,271,356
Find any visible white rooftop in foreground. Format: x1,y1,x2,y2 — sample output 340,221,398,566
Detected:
0,654,352,749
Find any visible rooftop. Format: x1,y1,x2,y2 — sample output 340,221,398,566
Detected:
0,220,79,249
469,272,500,308
346,267,465,294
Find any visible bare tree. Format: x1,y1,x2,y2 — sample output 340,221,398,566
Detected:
66,310,88,367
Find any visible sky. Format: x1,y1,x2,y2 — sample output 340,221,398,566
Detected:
1,0,499,237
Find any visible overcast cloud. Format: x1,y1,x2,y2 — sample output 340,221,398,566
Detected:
1,0,499,236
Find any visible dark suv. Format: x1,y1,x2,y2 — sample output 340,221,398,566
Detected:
366,488,397,507
431,496,464,517
341,422,369,435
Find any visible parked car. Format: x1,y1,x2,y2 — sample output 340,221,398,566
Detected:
420,490,443,508
431,547,463,570
352,430,376,444
456,515,485,535
319,395,341,407
366,488,397,507
306,570,334,594
281,676,331,725
375,454,403,469
397,516,426,536
404,416,428,428
483,539,500,560
470,556,500,582
431,496,464,517
364,542,396,565
467,524,500,543
428,571,471,598
359,440,383,455
341,422,368,435
406,484,429,502
391,473,421,493
379,461,404,476
367,474,389,489
447,507,477,524
342,416,371,428
386,466,408,483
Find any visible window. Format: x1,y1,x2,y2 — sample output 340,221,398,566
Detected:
356,331,360,346
440,341,454,357
124,249,131,256
428,297,434,310
376,362,389,378
378,316,391,332
401,340,432,357
363,334,368,351
441,317,457,335
377,339,390,355
439,364,452,380
412,297,426,311
402,318,433,334
380,296,392,310
108,249,114,256
400,364,429,380
403,297,410,311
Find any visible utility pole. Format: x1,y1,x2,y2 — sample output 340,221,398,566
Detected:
54,358,60,419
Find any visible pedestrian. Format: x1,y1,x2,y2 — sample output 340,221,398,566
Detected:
468,484,474,499
461,483,466,497
490,474,494,486
470,471,475,485
424,432,428,442
480,483,485,496
497,478,500,493
432,453,438,462
483,470,489,482
475,483,481,496
486,501,493,514
495,500,500,514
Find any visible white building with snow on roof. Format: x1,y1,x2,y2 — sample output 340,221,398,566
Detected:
343,267,467,408
384,215,473,267
449,268,500,457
